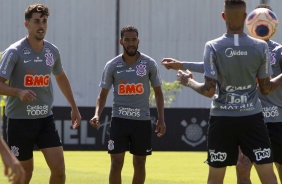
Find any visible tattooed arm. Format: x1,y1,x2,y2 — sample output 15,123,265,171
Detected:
258,74,282,95
177,70,216,98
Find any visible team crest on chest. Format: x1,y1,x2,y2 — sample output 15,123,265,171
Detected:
45,52,54,66
270,52,276,65
136,64,146,77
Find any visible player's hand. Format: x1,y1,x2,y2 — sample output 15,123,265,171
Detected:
161,58,183,70
71,107,81,129
5,159,25,184
17,89,36,102
0,140,25,184
89,116,100,129
155,119,166,138
177,70,193,87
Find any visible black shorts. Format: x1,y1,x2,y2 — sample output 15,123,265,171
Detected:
266,122,282,165
108,117,152,156
207,113,273,168
4,115,62,161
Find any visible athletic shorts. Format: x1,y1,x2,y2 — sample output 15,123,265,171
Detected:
4,115,62,161
266,122,282,165
206,113,273,168
108,117,152,156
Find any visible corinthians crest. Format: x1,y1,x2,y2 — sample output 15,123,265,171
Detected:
136,64,146,77
181,117,207,147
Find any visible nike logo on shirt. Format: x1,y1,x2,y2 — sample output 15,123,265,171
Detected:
24,60,32,63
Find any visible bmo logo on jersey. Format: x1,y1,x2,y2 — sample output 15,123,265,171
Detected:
24,74,50,87
209,150,227,162
254,148,271,161
26,105,49,116
118,83,144,95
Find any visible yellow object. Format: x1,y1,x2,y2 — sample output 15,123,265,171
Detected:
0,97,5,119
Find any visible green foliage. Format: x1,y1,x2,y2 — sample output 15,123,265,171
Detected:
149,80,182,107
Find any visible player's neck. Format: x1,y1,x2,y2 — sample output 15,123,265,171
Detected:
26,36,44,53
226,30,244,34
122,52,140,65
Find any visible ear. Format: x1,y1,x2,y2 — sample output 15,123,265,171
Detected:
222,12,226,20
119,38,123,45
243,12,247,21
24,21,28,28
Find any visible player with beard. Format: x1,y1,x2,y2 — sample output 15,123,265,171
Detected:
161,4,282,184
89,25,166,184
0,4,81,184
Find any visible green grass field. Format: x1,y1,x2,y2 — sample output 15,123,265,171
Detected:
0,151,278,184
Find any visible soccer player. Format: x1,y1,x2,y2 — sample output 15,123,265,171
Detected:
0,137,25,184
171,0,282,183
0,4,81,184
89,25,166,184
162,4,282,184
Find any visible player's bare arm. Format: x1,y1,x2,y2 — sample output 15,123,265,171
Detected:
0,138,25,184
177,70,215,98
258,74,282,95
161,58,183,70
153,86,166,138
89,88,109,129
55,72,81,129
189,76,216,98
0,77,36,102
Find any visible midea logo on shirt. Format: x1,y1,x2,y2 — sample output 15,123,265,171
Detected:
225,48,248,57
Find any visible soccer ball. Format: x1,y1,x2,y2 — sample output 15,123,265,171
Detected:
246,8,278,40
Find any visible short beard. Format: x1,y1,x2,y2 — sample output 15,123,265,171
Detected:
123,45,138,57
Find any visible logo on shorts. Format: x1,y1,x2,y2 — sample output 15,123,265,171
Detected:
253,148,271,161
108,140,114,151
11,146,19,157
209,150,227,162
146,148,152,152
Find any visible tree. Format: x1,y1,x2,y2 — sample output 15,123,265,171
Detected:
149,80,182,107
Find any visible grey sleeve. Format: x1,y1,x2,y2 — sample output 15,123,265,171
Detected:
258,43,273,79
52,50,64,76
0,49,19,80
99,62,114,89
149,60,162,87
203,43,218,80
182,62,204,73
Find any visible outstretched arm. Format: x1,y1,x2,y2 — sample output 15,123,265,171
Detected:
177,70,216,98
258,73,282,95
161,58,204,73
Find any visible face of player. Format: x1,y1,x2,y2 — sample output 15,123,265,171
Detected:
120,31,139,57
25,12,48,41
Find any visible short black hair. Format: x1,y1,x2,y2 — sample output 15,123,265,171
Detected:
225,0,246,9
120,25,138,38
25,4,49,20
255,4,272,11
